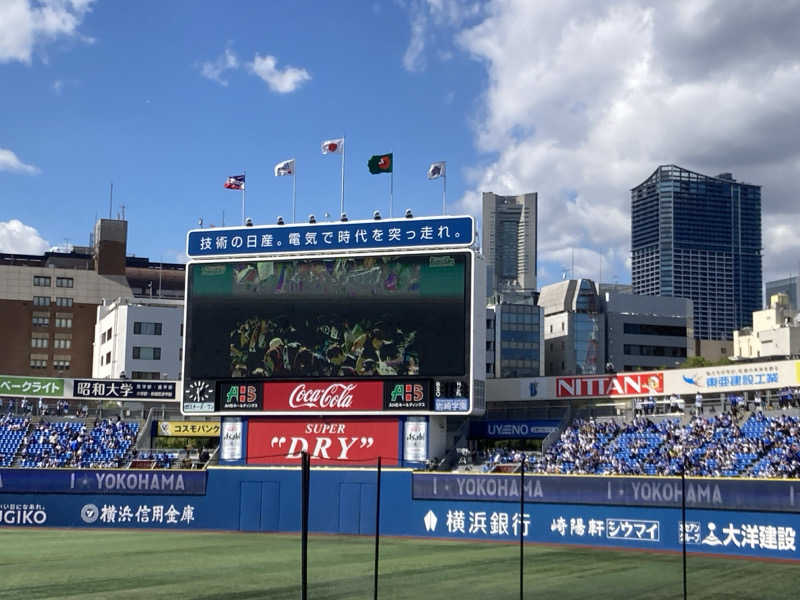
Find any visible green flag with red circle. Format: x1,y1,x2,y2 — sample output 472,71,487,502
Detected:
367,153,392,174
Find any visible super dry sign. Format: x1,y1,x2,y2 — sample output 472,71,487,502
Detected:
556,372,663,398
247,417,399,465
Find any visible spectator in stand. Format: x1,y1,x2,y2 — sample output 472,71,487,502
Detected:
695,392,703,415
753,391,762,412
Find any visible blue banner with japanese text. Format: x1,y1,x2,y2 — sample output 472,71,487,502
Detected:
186,215,474,258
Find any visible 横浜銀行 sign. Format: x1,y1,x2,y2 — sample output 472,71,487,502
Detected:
186,216,474,257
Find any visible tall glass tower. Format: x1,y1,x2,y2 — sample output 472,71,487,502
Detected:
631,165,762,340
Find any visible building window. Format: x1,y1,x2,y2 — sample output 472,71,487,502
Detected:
105,351,111,364
132,346,161,360
106,327,112,341
30,358,47,369
55,297,73,307
131,371,161,380
56,277,74,288
53,338,71,350
33,276,51,287
32,315,50,327
33,296,50,306
53,359,70,371
55,317,72,328
31,336,49,348
133,321,163,335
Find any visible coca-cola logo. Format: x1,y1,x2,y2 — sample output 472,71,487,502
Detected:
288,383,356,409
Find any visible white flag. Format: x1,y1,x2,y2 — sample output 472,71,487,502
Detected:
427,161,446,180
321,138,344,154
274,158,295,176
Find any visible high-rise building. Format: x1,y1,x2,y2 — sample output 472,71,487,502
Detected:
765,276,800,312
482,192,537,295
631,165,762,340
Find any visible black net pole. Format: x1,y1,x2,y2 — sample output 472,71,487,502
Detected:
373,456,382,600
682,455,687,600
301,451,310,600
520,455,525,600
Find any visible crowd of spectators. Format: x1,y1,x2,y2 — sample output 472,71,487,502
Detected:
18,417,139,468
528,411,800,478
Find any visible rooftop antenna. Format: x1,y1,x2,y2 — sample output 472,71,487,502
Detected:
571,247,575,279
109,182,113,218
121,204,126,220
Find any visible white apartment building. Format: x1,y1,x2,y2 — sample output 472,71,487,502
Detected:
93,297,184,380
733,293,800,359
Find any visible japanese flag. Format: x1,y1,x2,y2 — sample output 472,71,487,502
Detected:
321,138,344,154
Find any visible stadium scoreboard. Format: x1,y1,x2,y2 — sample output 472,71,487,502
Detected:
181,215,484,416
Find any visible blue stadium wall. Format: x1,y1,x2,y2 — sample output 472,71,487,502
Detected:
1,467,798,561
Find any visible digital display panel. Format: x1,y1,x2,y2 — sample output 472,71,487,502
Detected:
184,252,471,389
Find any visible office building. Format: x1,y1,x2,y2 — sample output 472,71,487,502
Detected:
631,165,762,340
485,293,543,379
93,297,184,380
482,192,537,295
0,218,184,378
604,290,693,372
538,279,605,376
765,276,800,312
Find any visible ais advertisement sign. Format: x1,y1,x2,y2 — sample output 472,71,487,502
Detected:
247,417,399,465
219,382,261,410
262,381,383,411
384,381,430,410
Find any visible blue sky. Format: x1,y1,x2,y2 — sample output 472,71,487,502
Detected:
3,1,800,287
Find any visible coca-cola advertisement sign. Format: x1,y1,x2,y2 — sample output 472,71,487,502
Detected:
247,417,399,465
263,381,383,412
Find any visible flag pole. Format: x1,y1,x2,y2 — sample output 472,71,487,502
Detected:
241,169,246,225
443,168,447,215
340,136,345,216
390,170,394,218
292,163,297,224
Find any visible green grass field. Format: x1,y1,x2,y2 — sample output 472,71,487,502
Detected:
0,528,796,599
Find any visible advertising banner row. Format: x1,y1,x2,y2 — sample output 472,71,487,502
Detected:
211,379,469,414
0,375,176,401
413,473,800,513
514,359,800,401
1,468,798,561
0,469,206,495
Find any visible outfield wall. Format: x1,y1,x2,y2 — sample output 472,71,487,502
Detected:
1,467,798,561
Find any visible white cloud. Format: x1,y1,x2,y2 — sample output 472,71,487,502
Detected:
199,47,239,86
0,219,50,254
0,148,40,174
0,0,94,64
427,0,800,286
402,0,483,72
249,54,310,93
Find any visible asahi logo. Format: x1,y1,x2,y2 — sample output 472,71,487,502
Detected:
288,383,356,409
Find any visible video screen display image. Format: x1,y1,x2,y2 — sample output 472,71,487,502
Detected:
185,252,471,381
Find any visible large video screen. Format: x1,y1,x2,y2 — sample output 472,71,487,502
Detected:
184,252,471,381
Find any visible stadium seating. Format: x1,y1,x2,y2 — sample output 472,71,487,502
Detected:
0,416,30,467
529,411,800,478
18,418,140,468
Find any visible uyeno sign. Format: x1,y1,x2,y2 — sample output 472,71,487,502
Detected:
556,373,663,398
247,418,399,465
262,381,383,412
